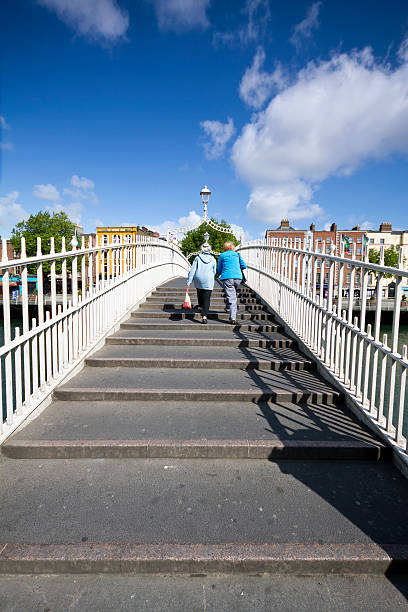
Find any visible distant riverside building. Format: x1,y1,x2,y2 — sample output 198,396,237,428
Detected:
265,220,366,298
96,226,159,247
96,226,160,276
366,223,408,298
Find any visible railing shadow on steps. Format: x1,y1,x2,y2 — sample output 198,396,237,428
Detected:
237,238,408,476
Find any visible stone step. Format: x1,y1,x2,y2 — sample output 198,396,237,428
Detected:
0,573,408,612
146,296,262,304
107,334,296,348
86,357,309,371
120,321,280,332
0,457,407,574
3,439,387,460
86,343,311,370
5,398,386,447
139,304,267,311
3,574,408,611
131,311,273,320
54,365,340,404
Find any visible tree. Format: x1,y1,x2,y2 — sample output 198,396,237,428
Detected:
180,218,239,263
368,246,401,296
10,210,76,276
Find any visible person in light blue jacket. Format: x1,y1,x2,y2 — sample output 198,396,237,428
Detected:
186,246,216,324
216,242,247,324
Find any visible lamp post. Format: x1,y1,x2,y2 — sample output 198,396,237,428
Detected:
200,186,211,222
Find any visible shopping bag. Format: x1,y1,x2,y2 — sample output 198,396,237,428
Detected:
183,290,192,309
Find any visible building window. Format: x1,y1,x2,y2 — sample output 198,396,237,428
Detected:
327,237,332,244
112,234,121,245
369,238,374,244
380,239,385,244
347,273,351,283
357,237,362,243
102,235,109,245
356,274,361,284
124,234,132,243
349,237,353,242
317,237,321,242
324,274,329,283
356,248,362,255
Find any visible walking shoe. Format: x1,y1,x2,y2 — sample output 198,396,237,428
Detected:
202,316,207,324
230,319,236,325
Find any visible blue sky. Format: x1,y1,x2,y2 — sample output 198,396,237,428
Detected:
1,0,408,239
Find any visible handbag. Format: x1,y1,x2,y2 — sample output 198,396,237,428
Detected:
183,288,192,309
241,271,247,285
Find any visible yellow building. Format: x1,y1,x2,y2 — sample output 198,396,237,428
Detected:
96,226,160,276
96,226,139,247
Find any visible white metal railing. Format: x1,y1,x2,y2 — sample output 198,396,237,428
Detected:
0,235,189,442
238,238,408,455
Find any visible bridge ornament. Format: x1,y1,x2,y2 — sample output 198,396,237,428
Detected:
167,185,243,244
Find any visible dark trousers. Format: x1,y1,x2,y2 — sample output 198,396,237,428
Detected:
196,289,212,317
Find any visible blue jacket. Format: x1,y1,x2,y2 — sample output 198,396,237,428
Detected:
217,250,247,281
187,253,216,290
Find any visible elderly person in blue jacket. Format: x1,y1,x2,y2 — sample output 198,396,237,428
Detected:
216,242,247,324
186,245,217,324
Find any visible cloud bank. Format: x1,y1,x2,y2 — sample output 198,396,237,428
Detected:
290,2,322,52
200,118,235,159
150,0,210,32
232,42,408,224
37,0,129,43
239,47,286,109
33,183,61,201
0,192,28,236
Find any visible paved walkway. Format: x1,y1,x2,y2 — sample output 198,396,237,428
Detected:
1,277,408,608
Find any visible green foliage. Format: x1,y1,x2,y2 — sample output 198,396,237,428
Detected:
180,218,239,263
10,210,76,275
368,246,400,279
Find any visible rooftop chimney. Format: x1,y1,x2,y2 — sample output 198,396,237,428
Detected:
352,225,360,231
280,219,290,229
330,222,337,232
379,222,392,232
310,223,315,232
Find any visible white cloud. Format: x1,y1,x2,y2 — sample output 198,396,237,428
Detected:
47,201,84,225
0,191,28,237
149,210,246,242
0,115,13,151
239,47,286,109
148,210,200,237
0,142,14,151
0,116,10,130
232,41,408,225
37,0,129,43
63,175,98,203
70,174,95,190
33,183,61,201
290,2,322,52
150,0,210,32
213,0,270,47
200,118,235,159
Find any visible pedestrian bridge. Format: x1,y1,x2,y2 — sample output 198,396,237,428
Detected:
1,236,408,605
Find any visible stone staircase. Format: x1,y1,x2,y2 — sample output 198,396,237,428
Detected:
1,277,408,609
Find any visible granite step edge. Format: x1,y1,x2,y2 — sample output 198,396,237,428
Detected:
0,543,406,575
1,438,389,460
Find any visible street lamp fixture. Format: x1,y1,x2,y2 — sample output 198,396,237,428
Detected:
200,185,211,221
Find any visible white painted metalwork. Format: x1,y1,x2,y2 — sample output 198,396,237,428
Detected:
0,235,189,442
238,238,408,456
